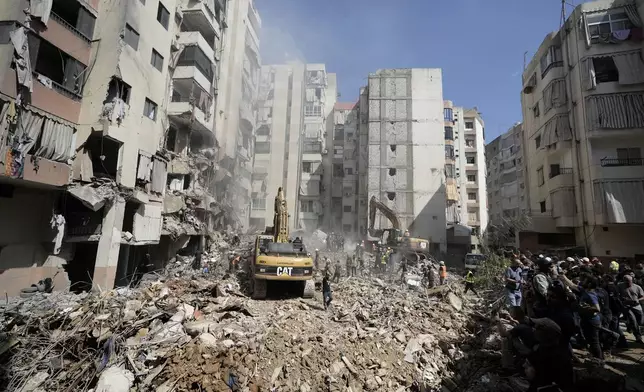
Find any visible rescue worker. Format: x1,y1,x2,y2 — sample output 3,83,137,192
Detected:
439,261,447,285
380,249,388,273
333,260,342,283
229,251,241,273
323,257,332,277
399,259,408,284
350,254,357,276
314,249,320,269
464,269,478,295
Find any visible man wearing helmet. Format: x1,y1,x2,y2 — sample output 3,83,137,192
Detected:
532,257,556,318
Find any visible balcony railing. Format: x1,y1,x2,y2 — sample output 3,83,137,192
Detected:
50,12,91,43
549,167,573,179
600,158,644,167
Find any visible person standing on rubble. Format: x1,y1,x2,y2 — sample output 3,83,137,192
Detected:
439,261,447,285
464,270,478,295
380,249,388,273
314,249,320,269
193,249,203,270
322,273,333,310
505,259,524,308
346,255,354,277
333,260,342,283
399,259,408,284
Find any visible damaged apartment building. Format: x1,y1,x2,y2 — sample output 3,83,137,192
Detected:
251,63,336,232
0,0,257,296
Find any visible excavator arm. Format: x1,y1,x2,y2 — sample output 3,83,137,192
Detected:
273,187,289,243
368,196,401,234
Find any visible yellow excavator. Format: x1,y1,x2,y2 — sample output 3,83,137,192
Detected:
368,196,430,262
250,187,315,299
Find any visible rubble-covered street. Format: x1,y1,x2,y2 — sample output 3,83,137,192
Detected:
0,239,505,392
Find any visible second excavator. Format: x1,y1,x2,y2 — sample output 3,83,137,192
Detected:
249,187,315,299
368,196,430,262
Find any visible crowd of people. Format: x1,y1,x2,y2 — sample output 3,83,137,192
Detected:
498,253,644,391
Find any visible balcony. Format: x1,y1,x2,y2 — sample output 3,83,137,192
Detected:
174,46,214,92
177,31,215,63
601,158,644,167
239,100,256,131
548,168,573,189
43,11,92,65
168,79,214,135
180,0,221,46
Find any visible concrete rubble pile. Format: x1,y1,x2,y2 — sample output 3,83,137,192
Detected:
0,255,492,392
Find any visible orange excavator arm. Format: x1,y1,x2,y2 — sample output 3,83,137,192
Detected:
368,196,401,234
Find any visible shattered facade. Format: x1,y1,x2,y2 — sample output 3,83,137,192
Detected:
251,63,336,232
519,0,644,256
214,0,261,231
327,102,360,240
359,69,448,253
0,0,259,296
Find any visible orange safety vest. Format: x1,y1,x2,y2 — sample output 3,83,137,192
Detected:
439,265,447,278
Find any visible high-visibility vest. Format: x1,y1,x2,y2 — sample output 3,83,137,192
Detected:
440,266,447,278
465,271,474,283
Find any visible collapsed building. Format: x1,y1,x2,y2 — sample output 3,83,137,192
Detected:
0,0,260,296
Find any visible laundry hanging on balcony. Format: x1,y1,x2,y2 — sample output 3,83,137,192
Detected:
29,0,53,25
580,5,643,48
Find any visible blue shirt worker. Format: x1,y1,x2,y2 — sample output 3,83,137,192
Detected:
505,259,523,308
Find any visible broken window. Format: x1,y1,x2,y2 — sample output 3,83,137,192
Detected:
390,144,397,152
85,133,121,178
388,168,396,176
151,49,164,72
124,24,139,50
143,98,158,120
122,201,138,233
387,192,396,201
177,46,214,80
28,34,87,97
51,0,96,40
136,152,152,184
165,127,177,151
592,57,619,83
157,2,170,30
104,77,131,104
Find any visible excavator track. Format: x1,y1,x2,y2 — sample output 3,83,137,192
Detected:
302,279,315,299
252,278,267,299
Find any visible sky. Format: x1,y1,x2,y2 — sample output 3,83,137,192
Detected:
256,0,587,142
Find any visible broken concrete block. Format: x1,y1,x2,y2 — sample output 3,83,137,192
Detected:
163,195,186,214
447,292,463,311
95,367,134,392
197,333,218,348
184,321,217,336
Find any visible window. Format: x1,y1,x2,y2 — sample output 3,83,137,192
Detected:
28,34,87,97
537,167,544,186
592,57,618,83
251,198,266,210
540,201,547,213
549,164,561,178
587,10,633,40
301,200,314,213
468,192,477,201
124,24,139,50
467,174,476,182
533,102,540,117
255,142,270,154
471,227,480,236
444,108,453,121
151,49,164,71
345,167,354,175
157,2,170,29
177,46,214,80
445,145,455,159
343,205,352,212
333,163,343,177
444,126,454,140
465,139,475,147
304,104,322,117
465,121,474,130
466,156,475,164
535,135,541,149
540,46,562,76
143,98,157,120
617,147,642,165
445,164,455,178
302,162,312,173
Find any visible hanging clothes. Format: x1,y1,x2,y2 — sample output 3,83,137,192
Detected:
50,213,66,255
